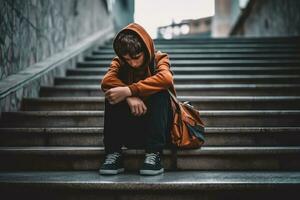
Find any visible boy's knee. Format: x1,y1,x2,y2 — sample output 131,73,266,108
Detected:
147,90,171,111
148,90,169,101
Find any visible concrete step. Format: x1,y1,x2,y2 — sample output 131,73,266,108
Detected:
0,127,104,146
54,75,300,85
1,110,300,127
153,37,300,43
21,96,300,111
76,60,300,68
93,48,300,54
102,42,300,47
1,171,300,200
100,44,300,50
85,53,300,61
39,84,300,97
1,127,300,146
66,66,300,75
0,146,300,170
151,39,300,44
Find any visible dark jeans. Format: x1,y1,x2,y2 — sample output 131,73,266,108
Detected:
103,90,173,154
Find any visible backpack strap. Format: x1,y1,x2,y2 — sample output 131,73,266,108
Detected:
149,57,181,106
149,57,156,76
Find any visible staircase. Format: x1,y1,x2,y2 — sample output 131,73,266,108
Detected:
1,37,300,199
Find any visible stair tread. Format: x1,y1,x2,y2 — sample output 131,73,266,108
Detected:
69,66,300,70
1,127,299,133
58,74,300,79
78,60,300,64
96,49,300,52
1,171,300,190
23,96,300,102
1,146,300,154
94,47,299,52
4,110,300,116
41,84,300,89
152,36,300,41
85,53,299,60
102,44,300,47
0,127,104,133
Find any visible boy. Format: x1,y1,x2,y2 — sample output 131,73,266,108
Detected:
99,23,176,176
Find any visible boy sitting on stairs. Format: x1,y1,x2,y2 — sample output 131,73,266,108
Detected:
99,23,176,176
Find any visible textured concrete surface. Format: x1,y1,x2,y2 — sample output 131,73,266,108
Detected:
1,171,300,189
0,146,300,170
213,0,300,37
0,0,113,81
241,0,300,37
1,171,300,199
0,27,113,116
0,0,115,116
0,0,135,116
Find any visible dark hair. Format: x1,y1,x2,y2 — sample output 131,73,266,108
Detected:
114,31,146,58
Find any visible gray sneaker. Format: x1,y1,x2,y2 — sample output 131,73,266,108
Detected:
140,152,164,175
99,152,124,175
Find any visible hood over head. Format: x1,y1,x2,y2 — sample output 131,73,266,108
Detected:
113,23,155,68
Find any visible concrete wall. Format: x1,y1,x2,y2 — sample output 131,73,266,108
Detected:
235,0,300,37
0,0,114,81
212,0,242,37
212,0,300,37
110,0,135,31
0,0,134,115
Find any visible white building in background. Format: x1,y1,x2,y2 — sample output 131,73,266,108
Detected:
157,17,212,39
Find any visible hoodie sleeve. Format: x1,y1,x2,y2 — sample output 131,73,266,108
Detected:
128,51,174,98
100,57,127,92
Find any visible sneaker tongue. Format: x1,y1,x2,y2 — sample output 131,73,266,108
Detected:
145,153,157,165
104,153,120,164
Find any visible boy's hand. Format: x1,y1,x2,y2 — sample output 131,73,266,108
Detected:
126,97,147,116
105,86,132,104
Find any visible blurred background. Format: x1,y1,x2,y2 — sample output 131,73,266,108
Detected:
134,0,300,39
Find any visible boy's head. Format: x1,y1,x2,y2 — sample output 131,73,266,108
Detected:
114,30,147,69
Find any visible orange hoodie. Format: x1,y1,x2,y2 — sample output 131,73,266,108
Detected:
100,23,176,100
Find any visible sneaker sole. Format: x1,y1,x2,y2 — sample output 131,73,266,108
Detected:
99,168,125,175
140,168,164,175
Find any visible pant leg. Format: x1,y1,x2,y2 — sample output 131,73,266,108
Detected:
103,99,147,154
103,90,173,154
144,90,173,153
103,99,126,153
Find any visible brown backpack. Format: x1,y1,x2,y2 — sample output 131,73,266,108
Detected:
149,58,205,149
168,90,205,149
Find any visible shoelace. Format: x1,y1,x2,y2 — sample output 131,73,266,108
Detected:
104,152,121,165
144,153,159,165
